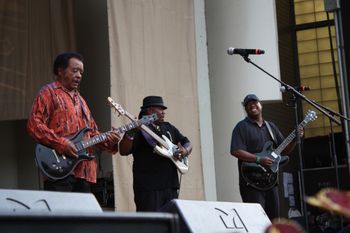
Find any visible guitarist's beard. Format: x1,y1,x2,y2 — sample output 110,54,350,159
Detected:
154,118,164,124
155,113,164,123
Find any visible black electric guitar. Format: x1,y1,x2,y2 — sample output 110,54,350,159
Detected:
108,97,189,174
35,114,158,180
241,110,317,191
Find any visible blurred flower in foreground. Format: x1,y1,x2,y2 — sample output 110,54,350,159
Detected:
265,219,306,233
306,188,350,219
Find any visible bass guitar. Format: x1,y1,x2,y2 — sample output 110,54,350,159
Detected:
35,114,158,180
241,110,317,191
108,97,189,174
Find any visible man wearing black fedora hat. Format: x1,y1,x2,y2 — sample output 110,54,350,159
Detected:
119,95,192,212
230,94,302,220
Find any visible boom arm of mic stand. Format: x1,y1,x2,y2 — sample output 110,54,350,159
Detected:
240,55,343,125
309,98,350,122
287,85,342,125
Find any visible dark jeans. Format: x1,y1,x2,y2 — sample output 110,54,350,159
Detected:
134,188,178,212
44,176,91,193
239,183,279,220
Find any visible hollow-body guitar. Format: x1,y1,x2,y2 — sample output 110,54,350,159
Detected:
241,110,317,190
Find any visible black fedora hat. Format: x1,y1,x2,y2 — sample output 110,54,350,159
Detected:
141,96,167,109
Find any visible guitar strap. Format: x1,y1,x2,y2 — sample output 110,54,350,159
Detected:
265,121,280,186
78,95,91,128
47,82,91,128
141,130,157,147
47,82,59,110
265,121,277,146
141,123,172,148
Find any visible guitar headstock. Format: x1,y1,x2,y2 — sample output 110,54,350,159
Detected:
107,97,125,116
304,110,317,123
140,113,159,125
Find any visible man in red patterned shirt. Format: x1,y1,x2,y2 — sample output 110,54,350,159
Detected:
27,52,120,193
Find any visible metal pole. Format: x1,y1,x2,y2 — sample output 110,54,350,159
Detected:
324,0,350,180
330,1,350,176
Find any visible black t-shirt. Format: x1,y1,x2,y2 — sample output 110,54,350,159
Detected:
131,122,190,191
230,117,284,185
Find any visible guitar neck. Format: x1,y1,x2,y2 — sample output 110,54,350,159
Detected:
123,111,169,149
274,120,307,155
76,120,144,151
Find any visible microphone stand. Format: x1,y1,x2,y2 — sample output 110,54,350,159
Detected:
238,53,349,231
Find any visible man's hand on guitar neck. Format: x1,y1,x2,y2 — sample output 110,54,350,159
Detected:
125,127,140,140
106,131,121,146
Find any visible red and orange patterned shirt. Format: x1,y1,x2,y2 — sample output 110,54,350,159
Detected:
27,81,117,183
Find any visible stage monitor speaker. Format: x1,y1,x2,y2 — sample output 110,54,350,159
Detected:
160,199,271,233
0,212,179,233
0,189,102,213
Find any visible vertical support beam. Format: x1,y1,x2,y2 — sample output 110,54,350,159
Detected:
194,0,217,201
324,0,350,178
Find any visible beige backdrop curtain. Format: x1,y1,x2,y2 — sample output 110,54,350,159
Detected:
0,0,75,121
107,0,205,211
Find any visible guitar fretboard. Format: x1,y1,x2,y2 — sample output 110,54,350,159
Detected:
274,119,309,155
75,120,143,152
124,112,169,149
107,97,169,149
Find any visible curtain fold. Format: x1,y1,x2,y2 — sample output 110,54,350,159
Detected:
0,0,75,121
107,0,205,211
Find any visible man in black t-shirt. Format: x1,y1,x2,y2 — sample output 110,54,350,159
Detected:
230,94,301,220
119,96,192,212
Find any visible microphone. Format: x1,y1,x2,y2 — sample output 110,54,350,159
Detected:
280,85,310,93
227,47,265,56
